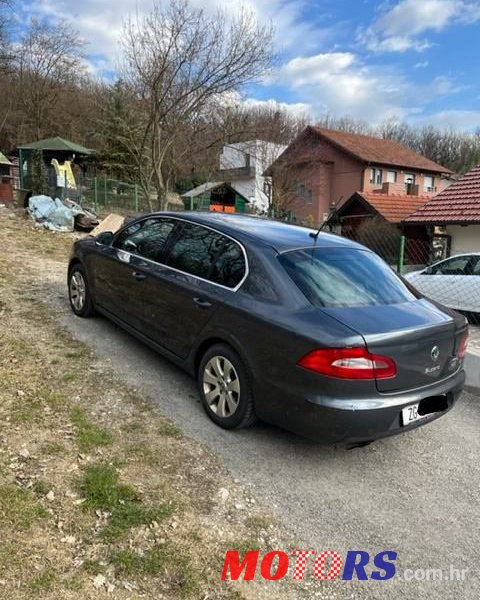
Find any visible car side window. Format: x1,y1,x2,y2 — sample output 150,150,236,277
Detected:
166,222,245,287
470,258,480,275
114,218,176,263
432,256,470,275
210,238,246,288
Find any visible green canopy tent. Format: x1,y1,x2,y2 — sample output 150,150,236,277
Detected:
17,136,95,191
0,151,12,164
0,151,13,176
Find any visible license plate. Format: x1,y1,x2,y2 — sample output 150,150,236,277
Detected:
402,404,429,426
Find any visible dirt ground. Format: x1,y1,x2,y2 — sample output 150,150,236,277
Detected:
0,209,308,600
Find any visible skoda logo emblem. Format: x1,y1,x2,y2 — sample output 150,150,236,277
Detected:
431,346,440,362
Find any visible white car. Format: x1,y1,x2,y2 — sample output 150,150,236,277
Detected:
405,253,480,316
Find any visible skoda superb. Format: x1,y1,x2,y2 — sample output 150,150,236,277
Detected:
68,213,467,444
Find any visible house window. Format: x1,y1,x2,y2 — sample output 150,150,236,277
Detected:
370,168,382,184
404,173,416,184
386,170,397,183
424,175,435,192
294,182,313,203
263,181,272,199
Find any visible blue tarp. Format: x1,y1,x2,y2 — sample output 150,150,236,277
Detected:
28,195,85,232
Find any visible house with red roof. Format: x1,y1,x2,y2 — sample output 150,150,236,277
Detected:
404,164,480,256
267,126,452,226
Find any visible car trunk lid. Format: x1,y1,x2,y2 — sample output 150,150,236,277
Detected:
321,299,460,392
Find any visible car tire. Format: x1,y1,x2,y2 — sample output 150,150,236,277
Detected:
68,264,95,318
198,343,257,429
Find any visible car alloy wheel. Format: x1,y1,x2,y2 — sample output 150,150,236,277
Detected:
198,343,257,429
70,271,86,312
202,356,240,418
68,264,95,318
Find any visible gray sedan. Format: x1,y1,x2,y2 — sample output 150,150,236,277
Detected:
67,212,468,444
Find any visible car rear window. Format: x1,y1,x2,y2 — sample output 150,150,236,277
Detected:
279,247,417,307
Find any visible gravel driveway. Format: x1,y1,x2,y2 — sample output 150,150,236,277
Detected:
42,266,479,600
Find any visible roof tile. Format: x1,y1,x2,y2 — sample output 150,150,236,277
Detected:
354,192,431,224
312,127,451,173
405,164,480,224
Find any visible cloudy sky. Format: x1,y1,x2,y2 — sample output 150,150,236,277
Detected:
21,0,480,129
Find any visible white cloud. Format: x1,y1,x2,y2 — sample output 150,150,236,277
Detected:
218,90,311,118
272,52,417,123
241,97,311,118
430,75,463,95
22,0,127,62
359,0,480,53
414,110,480,130
19,0,478,128
270,51,464,124
22,0,333,70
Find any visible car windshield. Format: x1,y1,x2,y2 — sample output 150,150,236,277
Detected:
279,247,417,308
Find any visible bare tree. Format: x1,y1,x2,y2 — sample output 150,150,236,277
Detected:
0,0,10,66
14,18,86,140
316,113,373,135
120,0,274,209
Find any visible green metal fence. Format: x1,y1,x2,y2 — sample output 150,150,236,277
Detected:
77,176,148,214
21,166,148,214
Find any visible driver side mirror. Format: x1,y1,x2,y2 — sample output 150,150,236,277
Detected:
95,231,114,246
423,266,434,275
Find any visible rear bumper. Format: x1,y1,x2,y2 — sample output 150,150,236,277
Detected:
256,368,465,444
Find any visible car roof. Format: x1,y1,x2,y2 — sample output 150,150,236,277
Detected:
435,253,480,263
156,211,363,253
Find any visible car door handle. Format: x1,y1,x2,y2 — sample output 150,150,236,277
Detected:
193,297,213,309
132,271,147,281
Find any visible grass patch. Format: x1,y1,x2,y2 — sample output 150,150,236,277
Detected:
32,480,50,496
71,407,113,452
103,502,173,541
41,441,65,455
29,568,58,594
42,391,68,409
111,546,198,593
0,543,20,569
79,463,173,540
82,559,107,575
227,537,261,557
10,398,44,424
121,420,145,434
80,463,137,509
65,347,90,359
127,442,159,466
111,546,169,576
62,372,77,383
245,515,275,531
158,421,182,438
0,484,48,528
0,213,275,599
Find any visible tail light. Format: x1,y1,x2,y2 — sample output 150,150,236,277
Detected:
297,347,397,380
457,329,469,359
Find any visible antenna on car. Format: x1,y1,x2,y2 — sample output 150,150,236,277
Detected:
309,196,343,241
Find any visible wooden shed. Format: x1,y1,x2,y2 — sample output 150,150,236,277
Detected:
0,152,14,204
